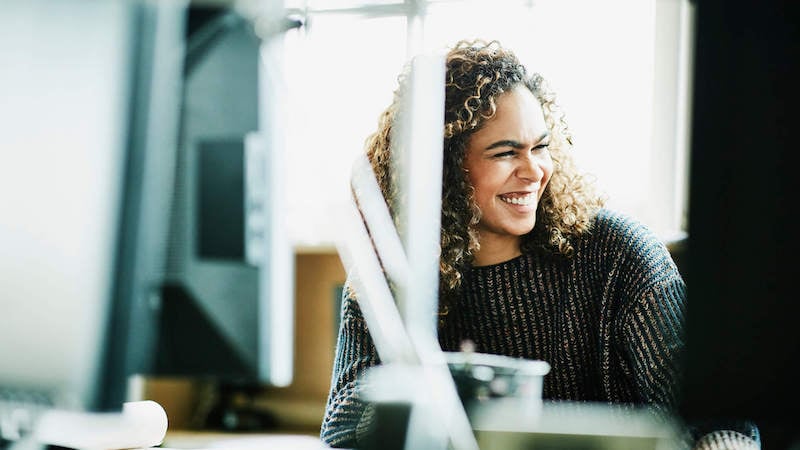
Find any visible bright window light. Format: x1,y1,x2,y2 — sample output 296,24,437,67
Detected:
281,0,692,247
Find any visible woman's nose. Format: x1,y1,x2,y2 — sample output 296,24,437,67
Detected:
516,153,545,180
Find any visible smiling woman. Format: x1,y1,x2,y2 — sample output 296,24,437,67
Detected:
321,41,720,447
320,39,759,450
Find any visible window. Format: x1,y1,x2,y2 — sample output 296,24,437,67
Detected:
279,0,694,247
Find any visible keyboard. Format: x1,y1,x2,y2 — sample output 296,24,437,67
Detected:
0,387,56,441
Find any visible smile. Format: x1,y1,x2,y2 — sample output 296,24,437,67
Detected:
500,193,536,206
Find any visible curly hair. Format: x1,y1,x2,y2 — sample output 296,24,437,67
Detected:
364,39,605,309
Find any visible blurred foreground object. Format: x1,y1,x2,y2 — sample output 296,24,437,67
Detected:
474,401,683,450
34,400,168,450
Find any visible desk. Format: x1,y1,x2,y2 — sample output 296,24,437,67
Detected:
161,430,330,450
160,402,682,450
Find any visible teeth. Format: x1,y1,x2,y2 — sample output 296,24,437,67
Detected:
501,193,535,206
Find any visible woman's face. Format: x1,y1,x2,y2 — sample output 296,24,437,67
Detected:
463,85,553,248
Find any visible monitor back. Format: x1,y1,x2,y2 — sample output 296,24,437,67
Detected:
0,0,186,419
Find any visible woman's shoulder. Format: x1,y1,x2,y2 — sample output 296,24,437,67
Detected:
588,208,663,248
579,209,685,292
577,208,674,270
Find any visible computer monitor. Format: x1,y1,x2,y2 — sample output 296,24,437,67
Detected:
146,4,295,430
678,2,799,449
0,0,186,424
0,0,294,440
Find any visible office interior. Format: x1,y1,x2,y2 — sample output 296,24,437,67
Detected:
0,0,797,449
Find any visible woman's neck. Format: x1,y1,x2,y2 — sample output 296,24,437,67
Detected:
472,235,522,267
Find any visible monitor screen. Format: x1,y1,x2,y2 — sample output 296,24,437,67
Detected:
0,0,294,441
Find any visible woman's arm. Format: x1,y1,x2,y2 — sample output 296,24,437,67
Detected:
621,277,687,410
320,285,381,448
618,237,760,449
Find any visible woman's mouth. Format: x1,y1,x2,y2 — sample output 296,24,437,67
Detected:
499,192,536,206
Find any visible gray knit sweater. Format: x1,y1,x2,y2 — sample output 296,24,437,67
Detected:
321,209,759,449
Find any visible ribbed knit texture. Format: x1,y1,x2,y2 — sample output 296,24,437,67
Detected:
438,209,685,409
320,209,759,449
693,431,760,450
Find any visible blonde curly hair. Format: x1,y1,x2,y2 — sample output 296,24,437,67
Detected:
365,39,605,308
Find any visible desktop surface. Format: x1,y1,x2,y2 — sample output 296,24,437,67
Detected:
162,430,329,450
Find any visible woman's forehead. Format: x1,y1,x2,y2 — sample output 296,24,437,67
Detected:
471,88,545,137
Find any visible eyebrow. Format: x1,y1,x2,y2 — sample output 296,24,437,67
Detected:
484,131,550,151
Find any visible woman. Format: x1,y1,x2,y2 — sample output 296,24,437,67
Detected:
321,40,759,450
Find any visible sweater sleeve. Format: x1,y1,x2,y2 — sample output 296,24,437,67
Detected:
614,226,761,449
320,283,381,448
600,211,687,411
620,277,687,410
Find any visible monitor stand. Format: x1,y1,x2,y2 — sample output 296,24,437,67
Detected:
202,382,277,432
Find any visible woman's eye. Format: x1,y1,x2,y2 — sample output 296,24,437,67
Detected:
493,150,515,158
533,143,550,152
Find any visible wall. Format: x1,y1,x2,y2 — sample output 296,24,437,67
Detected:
254,250,345,431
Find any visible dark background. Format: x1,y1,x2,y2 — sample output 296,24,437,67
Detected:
679,1,799,448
